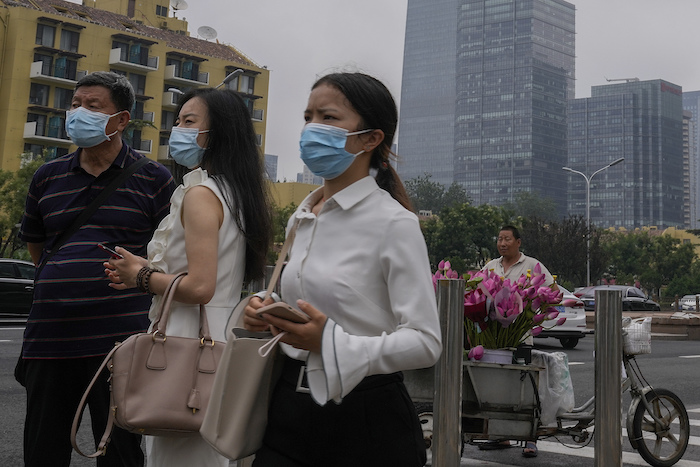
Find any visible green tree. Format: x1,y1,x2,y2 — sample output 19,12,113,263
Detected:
404,174,470,213
503,191,558,222
0,152,46,258
520,215,604,287
421,203,513,274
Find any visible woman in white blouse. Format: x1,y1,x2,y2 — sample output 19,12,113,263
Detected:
244,72,442,466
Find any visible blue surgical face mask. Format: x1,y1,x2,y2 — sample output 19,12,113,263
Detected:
299,123,373,179
65,107,122,148
169,126,209,169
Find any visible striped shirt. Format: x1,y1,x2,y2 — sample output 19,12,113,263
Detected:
19,144,175,359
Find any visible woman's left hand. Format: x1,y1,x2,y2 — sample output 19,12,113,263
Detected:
104,246,149,290
262,299,328,354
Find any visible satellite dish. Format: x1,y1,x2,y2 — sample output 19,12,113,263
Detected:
170,0,188,17
170,0,188,10
197,25,218,41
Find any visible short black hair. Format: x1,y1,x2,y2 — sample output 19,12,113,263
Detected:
75,71,135,112
500,225,521,240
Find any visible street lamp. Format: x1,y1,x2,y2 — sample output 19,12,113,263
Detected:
562,157,625,286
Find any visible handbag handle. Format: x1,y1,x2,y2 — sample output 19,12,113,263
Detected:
70,273,202,458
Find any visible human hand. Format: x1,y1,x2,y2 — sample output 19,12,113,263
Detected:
261,299,327,354
243,296,273,332
104,246,148,290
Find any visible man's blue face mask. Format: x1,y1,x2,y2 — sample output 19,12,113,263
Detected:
65,107,122,148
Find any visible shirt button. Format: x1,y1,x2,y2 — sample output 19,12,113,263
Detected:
297,272,301,278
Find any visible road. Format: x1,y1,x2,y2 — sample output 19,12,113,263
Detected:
2,324,699,466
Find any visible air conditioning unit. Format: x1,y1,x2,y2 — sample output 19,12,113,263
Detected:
160,21,168,28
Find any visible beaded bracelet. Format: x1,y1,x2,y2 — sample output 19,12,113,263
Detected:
136,266,157,294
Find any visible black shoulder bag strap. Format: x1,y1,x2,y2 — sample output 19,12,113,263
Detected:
35,156,151,278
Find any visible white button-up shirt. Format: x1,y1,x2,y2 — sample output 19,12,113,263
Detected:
280,176,442,405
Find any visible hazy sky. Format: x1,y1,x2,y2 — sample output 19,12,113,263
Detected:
80,0,700,180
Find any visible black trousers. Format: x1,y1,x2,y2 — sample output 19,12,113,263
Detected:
21,357,144,467
253,358,426,467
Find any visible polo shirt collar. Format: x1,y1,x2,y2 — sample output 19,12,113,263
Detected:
70,143,129,173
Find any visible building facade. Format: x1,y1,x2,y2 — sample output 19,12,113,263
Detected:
0,0,269,172
683,91,700,229
398,0,575,215
567,80,684,229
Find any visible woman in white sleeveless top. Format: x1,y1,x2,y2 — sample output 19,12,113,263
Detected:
105,88,272,466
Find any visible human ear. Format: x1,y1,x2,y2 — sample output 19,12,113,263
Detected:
116,110,131,132
363,129,385,153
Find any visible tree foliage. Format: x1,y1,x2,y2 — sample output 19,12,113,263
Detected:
404,174,470,213
0,153,46,258
421,203,514,274
601,231,695,297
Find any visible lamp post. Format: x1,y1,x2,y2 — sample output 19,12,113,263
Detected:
563,157,625,286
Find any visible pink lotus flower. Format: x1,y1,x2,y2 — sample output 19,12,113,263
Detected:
468,345,484,360
556,317,567,326
531,326,544,337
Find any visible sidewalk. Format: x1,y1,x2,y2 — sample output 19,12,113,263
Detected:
585,311,700,340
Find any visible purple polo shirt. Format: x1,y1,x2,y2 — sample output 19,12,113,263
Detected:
19,144,175,359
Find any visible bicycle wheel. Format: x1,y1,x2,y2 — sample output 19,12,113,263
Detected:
630,388,689,467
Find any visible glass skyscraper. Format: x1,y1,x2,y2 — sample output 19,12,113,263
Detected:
683,91,700,229
398,0,575,215
567,80,684,229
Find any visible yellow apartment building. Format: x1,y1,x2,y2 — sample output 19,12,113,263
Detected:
0,0,269,171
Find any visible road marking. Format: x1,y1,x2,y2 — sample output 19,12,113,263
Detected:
689,408,700,413
537,439,700,466
568,362,585,365
679,355,700,358
0,340,12,343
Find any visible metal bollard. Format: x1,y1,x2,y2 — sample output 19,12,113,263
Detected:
432,278,465,466
594,289,623,467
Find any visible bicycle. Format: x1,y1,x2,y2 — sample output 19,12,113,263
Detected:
409,331,690,466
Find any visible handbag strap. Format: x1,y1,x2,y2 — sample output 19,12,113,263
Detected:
70,342,122,458
37,156,150,278
263,218,299,301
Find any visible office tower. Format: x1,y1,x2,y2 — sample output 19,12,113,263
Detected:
683,91,700,229
398,0,575,215
567,80,684,229
264,154,278,181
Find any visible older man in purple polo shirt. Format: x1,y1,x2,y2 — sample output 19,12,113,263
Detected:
17,72,175,467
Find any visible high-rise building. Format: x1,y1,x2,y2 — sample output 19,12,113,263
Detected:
683,91,700,229
0,0,269,173
398,0,575,215
296,165,322,186
567,80,684,229
264,153,278,181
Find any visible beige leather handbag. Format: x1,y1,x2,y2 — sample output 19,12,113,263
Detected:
71,272,224,457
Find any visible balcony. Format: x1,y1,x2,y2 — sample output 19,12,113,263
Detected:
164,64,209,86
109,48,159,72
24,121,72,146
29,61,87,85
251,108,264,121
162,91,181,110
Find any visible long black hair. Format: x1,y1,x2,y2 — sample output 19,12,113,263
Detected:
312,73,413,211
174,88,272,282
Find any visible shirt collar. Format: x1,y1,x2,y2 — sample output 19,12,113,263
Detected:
331,176,378,211
70,143,129,173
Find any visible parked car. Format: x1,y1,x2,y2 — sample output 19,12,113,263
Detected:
669,294,700,311
0,259,35,318
573,285,595,298
537,285,590,349
581,285,661,312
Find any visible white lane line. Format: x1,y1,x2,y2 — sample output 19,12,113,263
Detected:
568,362,585,365
689,408,700,413
537,440,700,466
679,355,700,358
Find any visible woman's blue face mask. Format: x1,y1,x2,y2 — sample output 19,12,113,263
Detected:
169,127,209,169
299,123,373,180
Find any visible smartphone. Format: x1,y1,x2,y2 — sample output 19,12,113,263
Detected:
98,243,124,259
256,302,310,324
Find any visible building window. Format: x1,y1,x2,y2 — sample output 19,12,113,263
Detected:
161,110,175,130
166,57,200,80
33,53,53,75
128,73,147,95
54,87,73,110
53,56,78,80
112,40,150,66
240,75,255,94
59,29,80,53
156,4,168,16
29,83,50,106
35,24,55,47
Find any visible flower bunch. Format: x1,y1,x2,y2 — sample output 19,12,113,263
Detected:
433,261,568,357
